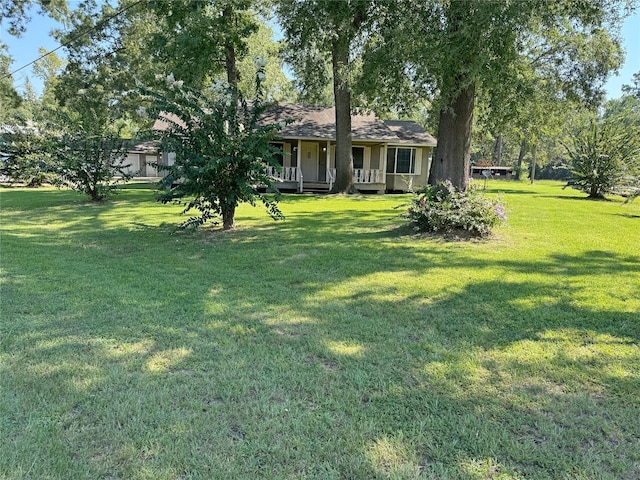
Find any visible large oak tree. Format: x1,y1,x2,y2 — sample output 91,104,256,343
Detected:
366,0,632,190
275,0,381,193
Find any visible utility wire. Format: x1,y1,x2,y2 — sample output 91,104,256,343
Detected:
1,0,146,81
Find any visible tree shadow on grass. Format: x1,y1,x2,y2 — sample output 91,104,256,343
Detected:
541,195,622,202
2,188,640,478
483,187,539,196
6,255,637,478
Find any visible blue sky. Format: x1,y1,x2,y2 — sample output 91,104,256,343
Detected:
2,7,639,99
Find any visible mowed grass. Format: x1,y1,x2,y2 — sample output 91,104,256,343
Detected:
1,180,639,479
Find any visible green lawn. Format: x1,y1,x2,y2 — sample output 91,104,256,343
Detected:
1,181,639,479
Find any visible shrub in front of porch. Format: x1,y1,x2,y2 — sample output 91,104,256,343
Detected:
405,180,506,237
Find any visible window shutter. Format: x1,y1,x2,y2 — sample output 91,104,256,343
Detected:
414,148,422,175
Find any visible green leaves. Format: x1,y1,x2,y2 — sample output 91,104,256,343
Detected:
405,180,507,237
47,120,132,202
144,70,287,229
564,118,640,198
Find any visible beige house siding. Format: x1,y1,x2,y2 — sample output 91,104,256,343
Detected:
370,145,381,170
122,153,160,177
125,154,141,175
385,146,434,192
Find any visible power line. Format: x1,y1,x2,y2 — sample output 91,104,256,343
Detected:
1,0,146,81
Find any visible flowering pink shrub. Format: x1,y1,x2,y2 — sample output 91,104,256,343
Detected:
405,180,507,237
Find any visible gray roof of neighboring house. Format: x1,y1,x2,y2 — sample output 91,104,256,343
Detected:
128,140,159,154
153,104,437,146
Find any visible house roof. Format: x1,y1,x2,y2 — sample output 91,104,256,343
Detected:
153,103,437,146
260,104,398,142
261,104,436,146
128,140,159,154
383,120,437,146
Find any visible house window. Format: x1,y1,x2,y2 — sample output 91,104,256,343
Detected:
386,147,416,174
352,146,364,170
269,142,284,166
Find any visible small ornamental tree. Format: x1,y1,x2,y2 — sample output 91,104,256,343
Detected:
44,83,132,202
564,120,640,199
0,129,54,186
48,127,131,201
143,69,287,230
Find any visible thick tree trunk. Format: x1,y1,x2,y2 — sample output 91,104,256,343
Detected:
222,205,236,230
331,38,356,194
431,83,475,190
529,146,537,184
223,7,238,88
493,135,503,165
516,141,527,180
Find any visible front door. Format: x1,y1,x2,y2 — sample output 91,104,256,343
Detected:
318,149,327,182
300,142,319,182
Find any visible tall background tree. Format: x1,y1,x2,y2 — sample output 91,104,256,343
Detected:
0,0,68,35
49,0,291,131
365,0,632,190
276,0,384,193
0,45,22,124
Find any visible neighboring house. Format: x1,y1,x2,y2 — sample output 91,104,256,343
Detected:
470,165,515,180
122,140,161,177
151,103,437,193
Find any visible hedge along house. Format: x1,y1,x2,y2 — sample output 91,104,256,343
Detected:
151,104,437,193
259,104,437,193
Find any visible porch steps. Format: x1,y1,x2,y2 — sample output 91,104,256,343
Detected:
302,182,331,193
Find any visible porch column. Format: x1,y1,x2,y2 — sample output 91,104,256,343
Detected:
382,143,388,184
326,140,331,188
297,139,302,193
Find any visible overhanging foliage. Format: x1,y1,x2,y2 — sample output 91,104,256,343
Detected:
143,70,288,230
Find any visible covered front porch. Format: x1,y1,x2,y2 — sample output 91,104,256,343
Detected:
267,139,387,193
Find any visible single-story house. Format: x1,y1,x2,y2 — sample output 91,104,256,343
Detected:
258,104,437,193
150,103,437,193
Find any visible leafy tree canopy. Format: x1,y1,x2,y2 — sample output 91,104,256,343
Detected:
143,68,287,230
0,0,68,36
0,45,22,123
362,0,633,190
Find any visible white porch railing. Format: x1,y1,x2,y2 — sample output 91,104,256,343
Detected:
266,166,299,182
327,168,383,187
354,169,383,184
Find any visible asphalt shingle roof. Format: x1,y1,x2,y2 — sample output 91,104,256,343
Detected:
260,104,401,142
154,103,437,146
383,120,437,145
